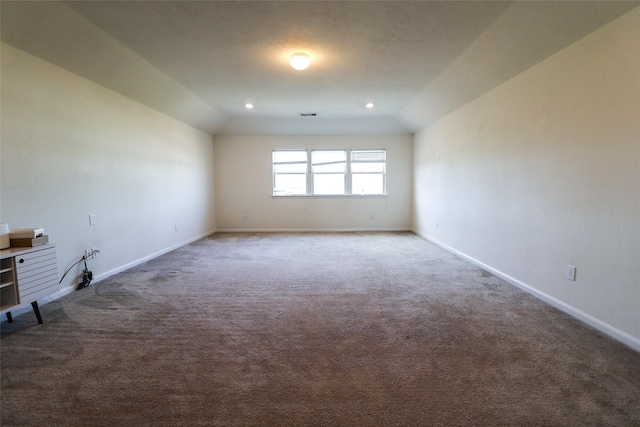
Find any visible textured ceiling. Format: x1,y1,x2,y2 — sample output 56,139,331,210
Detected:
1,1,638,135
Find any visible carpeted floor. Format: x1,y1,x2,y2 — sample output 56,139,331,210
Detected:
1,232,639,426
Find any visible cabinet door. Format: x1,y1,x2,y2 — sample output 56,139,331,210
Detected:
15,246,59,302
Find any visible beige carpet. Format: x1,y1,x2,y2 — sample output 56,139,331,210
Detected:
2,232,639,426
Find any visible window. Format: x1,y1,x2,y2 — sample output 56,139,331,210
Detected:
272,149,386,196
312,150,346,195
272,150,307,196
351,150,386,195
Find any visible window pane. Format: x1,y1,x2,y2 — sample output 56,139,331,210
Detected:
312,150,346,165
274,163,307,173
351,162,385,173
352,173,384,195
312,150,345,195
351,150,386,162
273,150,307,163
314,174,345,195
313,162,345,173
273,150,308,196
274,174,306,196
351,149,385,195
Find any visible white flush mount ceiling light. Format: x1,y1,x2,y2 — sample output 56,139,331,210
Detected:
290,52,310,71
366,103,374,109
245,103,254,109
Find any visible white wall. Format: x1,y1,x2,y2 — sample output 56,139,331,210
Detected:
413,9,640,350
0,43,216,302
214,135,412,231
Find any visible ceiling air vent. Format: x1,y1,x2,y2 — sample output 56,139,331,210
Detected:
300,113,317,117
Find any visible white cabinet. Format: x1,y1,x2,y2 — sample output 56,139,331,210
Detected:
1,257,18,311
0,244,58,324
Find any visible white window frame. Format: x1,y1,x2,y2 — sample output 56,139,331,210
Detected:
350,149,387,196
311,149,347,196
272,149,308,196
272,149,386,197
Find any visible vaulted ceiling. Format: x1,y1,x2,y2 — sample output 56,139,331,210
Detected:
2,1,637,135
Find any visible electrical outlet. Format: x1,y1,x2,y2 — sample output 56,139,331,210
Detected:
85,248,99,259
243,214,248,221
566,265,576,281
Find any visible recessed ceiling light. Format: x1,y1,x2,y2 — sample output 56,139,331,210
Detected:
366,103,374,109
245,103,254,109
290,52,310,71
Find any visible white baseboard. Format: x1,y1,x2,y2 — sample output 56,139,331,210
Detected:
9,228,636,354
217,228,412,233
1,231,216,323
413,229,640,353
90,230,216,284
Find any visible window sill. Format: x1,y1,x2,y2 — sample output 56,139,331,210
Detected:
272,194,387,199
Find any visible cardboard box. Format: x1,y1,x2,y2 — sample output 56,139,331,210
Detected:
9,228,45,239
10,235,49,248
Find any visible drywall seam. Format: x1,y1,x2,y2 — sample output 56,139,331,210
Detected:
414,230,640,353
